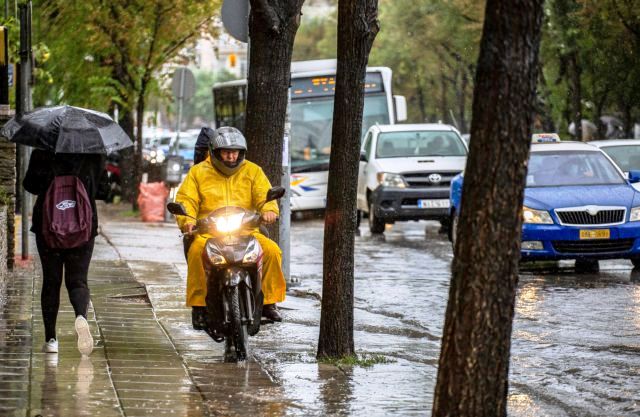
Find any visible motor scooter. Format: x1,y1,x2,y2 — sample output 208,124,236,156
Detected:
167,186,285,361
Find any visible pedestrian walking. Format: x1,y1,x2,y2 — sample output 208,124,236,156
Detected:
24,150,110,355
2,105,134,356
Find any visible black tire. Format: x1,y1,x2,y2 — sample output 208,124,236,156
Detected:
450,213,459,250
368,203,385,234
631,257,640,269
356,210,362,228
225,287,248,362
247,291,263,336
575,258,599,273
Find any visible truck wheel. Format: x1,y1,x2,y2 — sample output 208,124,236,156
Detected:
368,203,385,234
450,213,459,250
575,258,599,273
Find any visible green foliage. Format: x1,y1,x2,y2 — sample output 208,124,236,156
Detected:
165,67,238,128
0,187,10,206
32,0,222,120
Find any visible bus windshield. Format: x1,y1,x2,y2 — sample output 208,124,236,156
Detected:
290,94,389,172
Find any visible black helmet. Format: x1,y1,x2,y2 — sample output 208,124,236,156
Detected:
209,126,247,176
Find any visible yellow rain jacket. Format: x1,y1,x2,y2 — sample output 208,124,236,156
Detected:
175,157,286,307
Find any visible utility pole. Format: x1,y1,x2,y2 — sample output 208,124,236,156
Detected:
17,2,32,260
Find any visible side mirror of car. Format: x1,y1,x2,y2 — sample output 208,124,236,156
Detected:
360,151,368,162
166,202,188,216
629,170,640,184
266,186,286,203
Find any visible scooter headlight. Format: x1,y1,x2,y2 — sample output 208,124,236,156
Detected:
214,213,245,233
242,239,261,264
205,244,227,265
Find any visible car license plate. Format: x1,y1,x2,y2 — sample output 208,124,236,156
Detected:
418,199,450,209
579,229,610,240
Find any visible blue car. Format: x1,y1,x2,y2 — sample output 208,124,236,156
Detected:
449,137,640,267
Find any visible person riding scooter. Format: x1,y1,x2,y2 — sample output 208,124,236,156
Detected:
174,126,286,329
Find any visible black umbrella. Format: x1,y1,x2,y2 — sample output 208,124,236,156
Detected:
0,105,133,154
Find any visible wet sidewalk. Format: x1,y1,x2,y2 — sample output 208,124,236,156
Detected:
0,206,433,417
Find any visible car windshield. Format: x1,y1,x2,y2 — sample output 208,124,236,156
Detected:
178,135,197,150
290,94,389,172
599,144,640,172
375,131,466,158
526,150,625,187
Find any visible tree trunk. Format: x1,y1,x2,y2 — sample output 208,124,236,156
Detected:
317,0,379,360
568,53,583,140
119,110,136,205
458,69,468,133
133,93,146,210
245,0,304,241
432,1,544,416
440,73,449,124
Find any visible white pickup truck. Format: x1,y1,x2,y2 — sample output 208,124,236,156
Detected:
357,123,468,234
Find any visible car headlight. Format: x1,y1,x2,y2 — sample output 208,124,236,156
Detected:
630,207,640,222
215,213,245,233
376,172,407,188
523,206,553,224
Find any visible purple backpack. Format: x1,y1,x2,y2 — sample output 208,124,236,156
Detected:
42,175,93,249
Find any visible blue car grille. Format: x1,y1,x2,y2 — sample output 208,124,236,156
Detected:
555,209,625,225
552,238,634,254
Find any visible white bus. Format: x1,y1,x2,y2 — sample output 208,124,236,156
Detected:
212,59,407,211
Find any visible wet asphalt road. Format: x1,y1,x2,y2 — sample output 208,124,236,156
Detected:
95,210,640,416
282,217,640,416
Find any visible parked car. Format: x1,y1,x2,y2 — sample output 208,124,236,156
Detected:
357,123,468,233
589,139,640,175
449,134,640,269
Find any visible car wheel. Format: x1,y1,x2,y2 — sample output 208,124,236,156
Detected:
450,213,459,250
368,203,385,234
575,258,599,273
631,257,640,269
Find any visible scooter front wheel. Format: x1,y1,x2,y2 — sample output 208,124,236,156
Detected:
225,286,249,362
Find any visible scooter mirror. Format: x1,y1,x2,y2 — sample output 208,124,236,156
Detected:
166,202,188,216
265,186,286,202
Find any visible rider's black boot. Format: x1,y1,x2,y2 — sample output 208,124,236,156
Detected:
262,304,282,322
191,306,207,330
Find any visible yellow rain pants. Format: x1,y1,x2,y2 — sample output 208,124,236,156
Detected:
175,157,286,307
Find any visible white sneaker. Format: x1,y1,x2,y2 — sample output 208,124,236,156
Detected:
42,338,58,353
75,316,94,356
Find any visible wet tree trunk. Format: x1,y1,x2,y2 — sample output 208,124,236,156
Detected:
567,53,583,140
245,0,304,241
118,110,136,205
432,1,544,416
317,0,379,359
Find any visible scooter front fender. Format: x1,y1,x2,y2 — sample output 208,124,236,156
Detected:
222,267,252,288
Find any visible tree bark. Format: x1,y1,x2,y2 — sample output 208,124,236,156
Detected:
118,110,136,205
567,52,583,140
317,0,379,359
245,0,304,241
432,1,544,416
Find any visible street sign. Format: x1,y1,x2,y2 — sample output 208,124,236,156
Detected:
171,67,195,101
222,0,249,43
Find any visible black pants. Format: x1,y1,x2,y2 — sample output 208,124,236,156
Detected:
36,235,95,341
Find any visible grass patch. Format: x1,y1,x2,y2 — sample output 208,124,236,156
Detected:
120,209,139,218
319,353,393,368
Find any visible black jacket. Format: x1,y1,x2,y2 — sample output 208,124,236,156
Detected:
23,150,109,238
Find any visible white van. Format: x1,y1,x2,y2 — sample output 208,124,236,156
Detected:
357,123,468,233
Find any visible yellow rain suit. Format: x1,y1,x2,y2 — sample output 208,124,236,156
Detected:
175,157,286,307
